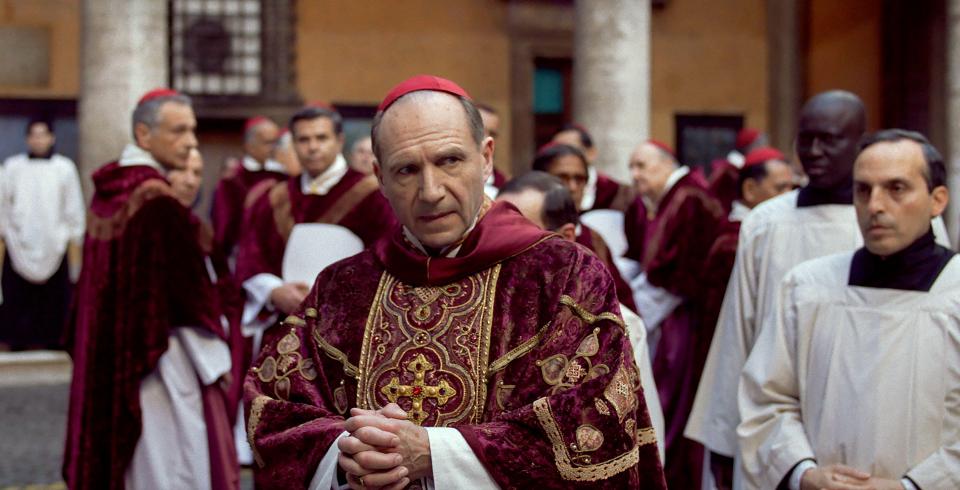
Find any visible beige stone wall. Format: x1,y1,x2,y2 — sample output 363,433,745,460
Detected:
650,0,769,146
805,0,883,131
295,0,513,174
0,0,80,98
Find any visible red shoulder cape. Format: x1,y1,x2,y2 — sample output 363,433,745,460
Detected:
373,201,554,286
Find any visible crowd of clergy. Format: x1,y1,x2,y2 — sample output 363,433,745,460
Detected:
1,73,957,490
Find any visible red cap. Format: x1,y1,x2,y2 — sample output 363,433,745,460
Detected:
244,116,270,133
137,88,181,105
648,139,676,158
377,75,472,113
736,128,761,150
743,146,785,168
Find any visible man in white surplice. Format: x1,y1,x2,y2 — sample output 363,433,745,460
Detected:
738,129,960,490
685,91,951,490
0,119,85,350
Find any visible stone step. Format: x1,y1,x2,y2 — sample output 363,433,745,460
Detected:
0,351,72,387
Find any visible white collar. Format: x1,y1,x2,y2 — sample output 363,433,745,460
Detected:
119,144,166,174
300,154,348,195
243,155,287,173
401,205,484,258
729,200,751,222
726,150,745,169
580,165,599,211
645,166,690,212
662,166,690,197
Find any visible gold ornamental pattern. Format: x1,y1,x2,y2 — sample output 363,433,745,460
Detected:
356,265,501,426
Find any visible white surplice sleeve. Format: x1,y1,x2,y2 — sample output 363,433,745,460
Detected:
242,272,283,355
737,271,815,490
61,157,86,243
908,453,960,489
308,428,498,490
685,227,759,456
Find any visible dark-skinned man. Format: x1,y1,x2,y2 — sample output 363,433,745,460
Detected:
686,91,951,490
740,130,960,490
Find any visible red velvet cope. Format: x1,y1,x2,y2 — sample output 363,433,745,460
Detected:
373,200,553,286
642,173,727,490
64,162,236,490
211,164,287,258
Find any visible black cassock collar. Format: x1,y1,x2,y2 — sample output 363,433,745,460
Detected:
849,228,955,292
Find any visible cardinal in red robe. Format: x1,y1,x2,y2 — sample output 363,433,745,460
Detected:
245,75,665,489
211,116,288,261
629,139,727,490
234,105,397,327
64,89,240,490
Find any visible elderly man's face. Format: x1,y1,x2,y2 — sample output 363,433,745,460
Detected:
349,136,376,175
137,102,198,170
244,121,279,164
629,143,674,203
169,150,204,207
796,105,861,189
375,93,493,250
292,116,344,178
854,140,947,257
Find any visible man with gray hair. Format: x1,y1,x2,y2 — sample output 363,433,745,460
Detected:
244,75,665,489
739,129,960,490
211,116,288,261
64,88,240,489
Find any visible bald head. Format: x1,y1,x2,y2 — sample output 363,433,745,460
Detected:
796,90,866,190
243,118,279,164
371,90,485,164
628,141,679,203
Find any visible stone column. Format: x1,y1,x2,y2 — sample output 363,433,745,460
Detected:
78,0,167,199
572,0,650,183
947,0,960,243
767,0,805,154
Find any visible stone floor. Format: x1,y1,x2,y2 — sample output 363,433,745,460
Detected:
0,352,252,489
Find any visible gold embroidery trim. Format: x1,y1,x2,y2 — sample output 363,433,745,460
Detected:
312,329,359,378
533,397,639,481
636,427,657,446
283,315,306,327
487,321,551,377
317,174,381,225
474,264,500,422
356,272,391,407
559,295,625,329
247,395,271,468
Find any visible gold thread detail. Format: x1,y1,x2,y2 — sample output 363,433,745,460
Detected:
356,272,391,408
559,295,625,329
487,321,551,376
533,397,639,481
247,395,271,468
474,263,500,421
636,427,657,446
312,329,359,378
283,315,306,327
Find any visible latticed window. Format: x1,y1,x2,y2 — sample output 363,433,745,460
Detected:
169,0,297,105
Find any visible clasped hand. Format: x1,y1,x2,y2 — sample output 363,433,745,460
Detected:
801,464,904,490
337,403,431,490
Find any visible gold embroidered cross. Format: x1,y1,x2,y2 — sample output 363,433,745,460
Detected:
381,353,456,425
